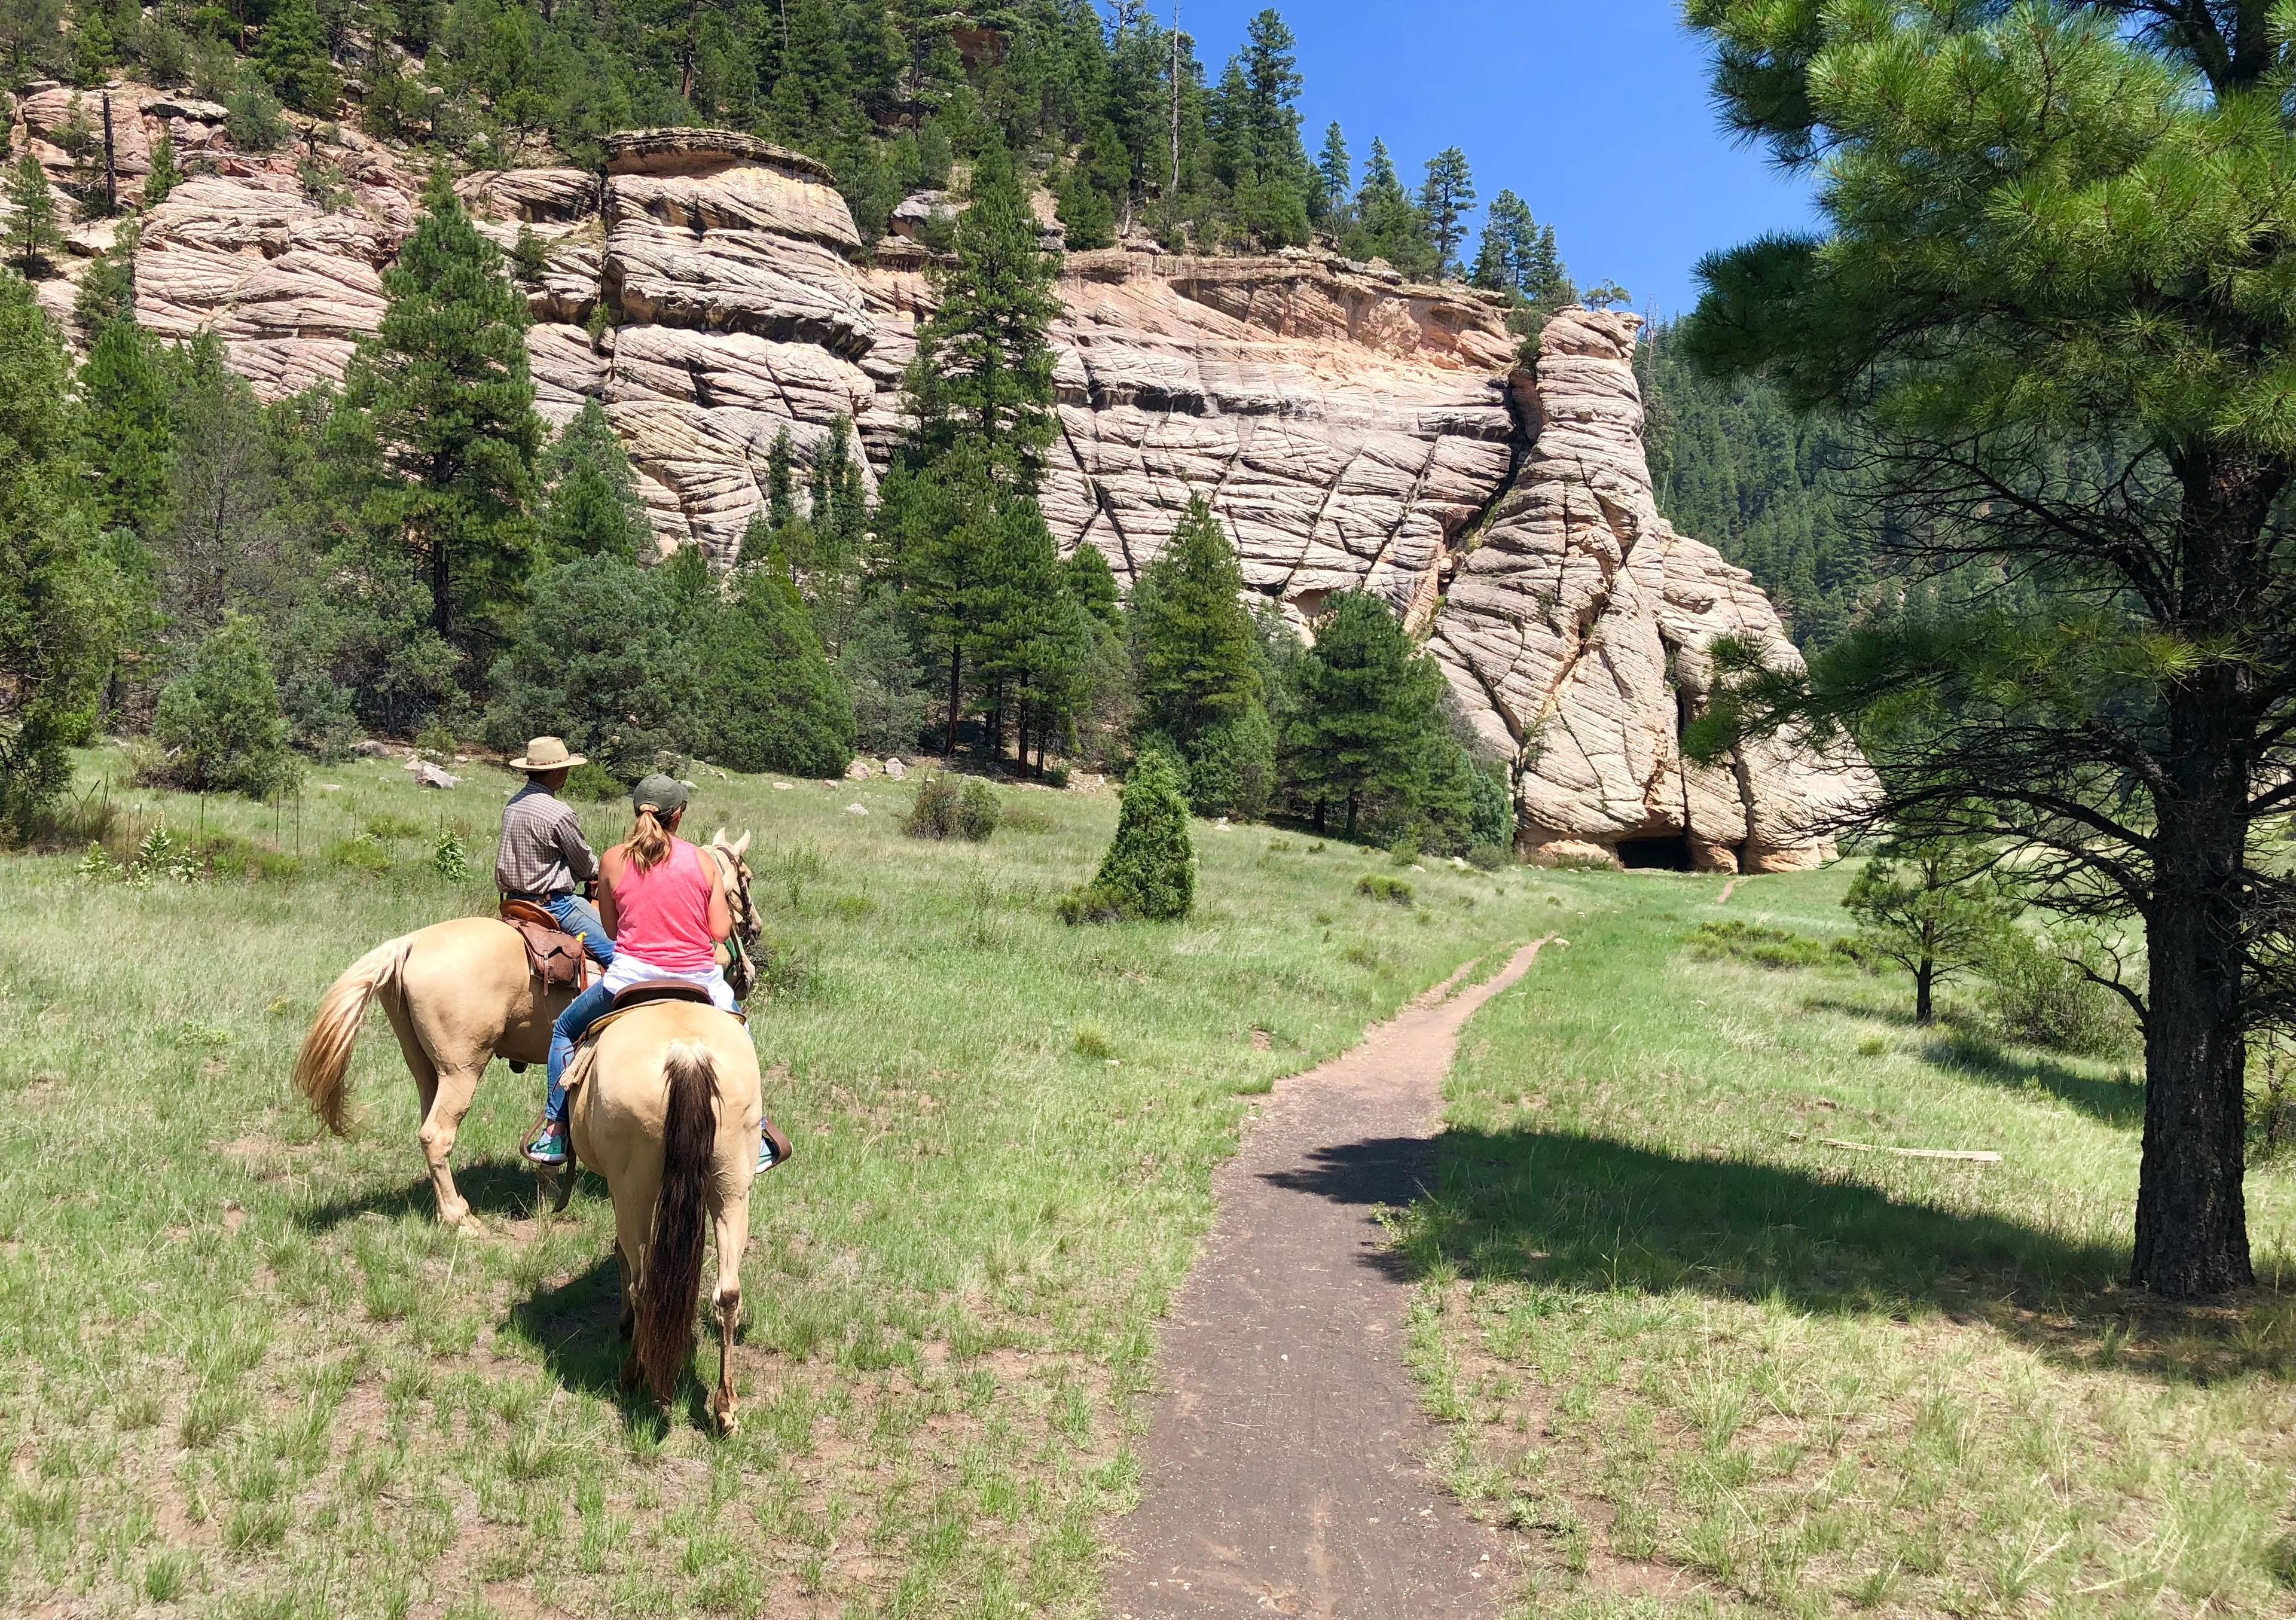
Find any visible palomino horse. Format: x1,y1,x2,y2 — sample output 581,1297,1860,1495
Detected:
292,830,760,1224
566,997,759,1430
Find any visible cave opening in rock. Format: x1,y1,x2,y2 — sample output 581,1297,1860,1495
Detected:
1617,835,1693,871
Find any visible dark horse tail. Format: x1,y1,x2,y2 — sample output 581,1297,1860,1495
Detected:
636,1039,718,1404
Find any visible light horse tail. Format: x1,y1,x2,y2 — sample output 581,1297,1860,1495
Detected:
635,1039,719,1404
293,936,414,1136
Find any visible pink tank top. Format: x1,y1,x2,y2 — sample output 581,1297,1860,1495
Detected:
611,840,718,973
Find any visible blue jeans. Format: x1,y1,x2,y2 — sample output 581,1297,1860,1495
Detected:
544,980,614,1124
542,979,754,1136
545,892,613,967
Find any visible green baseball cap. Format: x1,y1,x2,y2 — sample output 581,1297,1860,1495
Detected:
632,774,689,816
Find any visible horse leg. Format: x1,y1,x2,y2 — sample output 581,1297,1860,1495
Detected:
416,1066,484,1227
708,1183,750,1435
613,1240,634,1341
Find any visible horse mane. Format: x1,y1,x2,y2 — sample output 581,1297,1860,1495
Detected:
635,1039,719,1403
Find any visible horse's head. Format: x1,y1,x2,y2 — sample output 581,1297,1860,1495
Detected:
710,828,760,951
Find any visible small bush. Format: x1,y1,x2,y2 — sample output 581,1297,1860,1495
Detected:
1062,752,1193,924
413,721,460,761
1071,1023,1115,1060
1857,1035,1888,1057
1388,838,1419,868
564,761,625,801
1467,842,1509,871
361,813,425,841
1689,920,1833,969
1357,874,1413,906
955,780,1000,841
904,775,963,839
1001,802,1056,834
1981,931,2137,1056
329,831,392,873
148,618,298,799
432,832,471,882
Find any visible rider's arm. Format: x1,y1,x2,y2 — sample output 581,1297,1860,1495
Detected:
597,847,622,937
705,848,732,943
554,805,600,886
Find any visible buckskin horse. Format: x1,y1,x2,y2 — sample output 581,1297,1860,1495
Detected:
562,990,761,1430
292,830,759,1225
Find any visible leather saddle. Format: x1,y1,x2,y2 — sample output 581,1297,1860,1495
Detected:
499,898,588,992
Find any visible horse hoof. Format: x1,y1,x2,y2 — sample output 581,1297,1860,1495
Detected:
710,1396,738,1436
436,1200,472,1227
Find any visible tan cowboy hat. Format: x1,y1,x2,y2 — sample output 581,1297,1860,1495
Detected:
509,736,587,772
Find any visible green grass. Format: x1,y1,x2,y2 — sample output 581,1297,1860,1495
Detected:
1403,868,2296,1618
0,746,1550,1618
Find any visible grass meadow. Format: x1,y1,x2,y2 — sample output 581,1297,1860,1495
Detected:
1403,868,2296,1619
0,746,1548,1620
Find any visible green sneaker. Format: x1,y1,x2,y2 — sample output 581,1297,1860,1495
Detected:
524,1117,569,1166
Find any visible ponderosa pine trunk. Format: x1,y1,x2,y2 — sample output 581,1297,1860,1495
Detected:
944,644,961,756
2134,694,2255,1296
2131,462,2274,1297
1914,958,1935,1025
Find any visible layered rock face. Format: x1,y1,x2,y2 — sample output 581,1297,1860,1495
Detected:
26,105,1863,865
1434,309,1875,871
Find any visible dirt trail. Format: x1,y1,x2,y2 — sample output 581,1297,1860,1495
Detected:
1107,939,1556,1620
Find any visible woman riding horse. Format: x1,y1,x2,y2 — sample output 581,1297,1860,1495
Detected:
523,774,778,1175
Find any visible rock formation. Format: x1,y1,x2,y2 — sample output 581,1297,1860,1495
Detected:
15,102,1868,867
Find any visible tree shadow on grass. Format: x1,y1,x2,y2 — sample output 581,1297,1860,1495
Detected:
1271,1128,2296,1381
1919,1033,2145,1129
295,1157,542,1230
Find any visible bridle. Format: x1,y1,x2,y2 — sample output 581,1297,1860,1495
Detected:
708,840,762,1000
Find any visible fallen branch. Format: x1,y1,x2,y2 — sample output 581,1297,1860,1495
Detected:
1819,1137,2002,1164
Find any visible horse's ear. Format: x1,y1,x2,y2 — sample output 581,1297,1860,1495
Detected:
731,830,752,859
712,825,726,849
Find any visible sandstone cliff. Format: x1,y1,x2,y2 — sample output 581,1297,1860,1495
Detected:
19,102,1868,868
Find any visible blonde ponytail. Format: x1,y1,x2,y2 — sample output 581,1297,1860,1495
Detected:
628,807,673,871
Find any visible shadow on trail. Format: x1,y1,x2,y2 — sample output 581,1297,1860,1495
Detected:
296,1157,541,1230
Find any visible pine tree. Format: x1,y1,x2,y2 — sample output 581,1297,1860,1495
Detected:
1312,121,1349,225
696,557,856,777
538,398,646,561
142,129,180,206
1132,497,1260,742
887,137,1063,753
1064,541,1121,629
765,425,796,531
72,221,136,336
342,170,542,654
1281,591,1449,840
1063,745,1193,922
1343,138,1433,280
0,272,117,834
1418,147,1474,282
1471,189,1535,295
1214,9,1313,247
151,614,297,797
78,316,175,541
905,141,1060,485
1684,0,2296,1295
6,156,61,277
257,0,340,114
1842,835,2015,1024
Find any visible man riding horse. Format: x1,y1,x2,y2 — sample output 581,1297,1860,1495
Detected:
497,737,614,968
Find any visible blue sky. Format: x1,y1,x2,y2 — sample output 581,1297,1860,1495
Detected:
1168,0,1820,319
